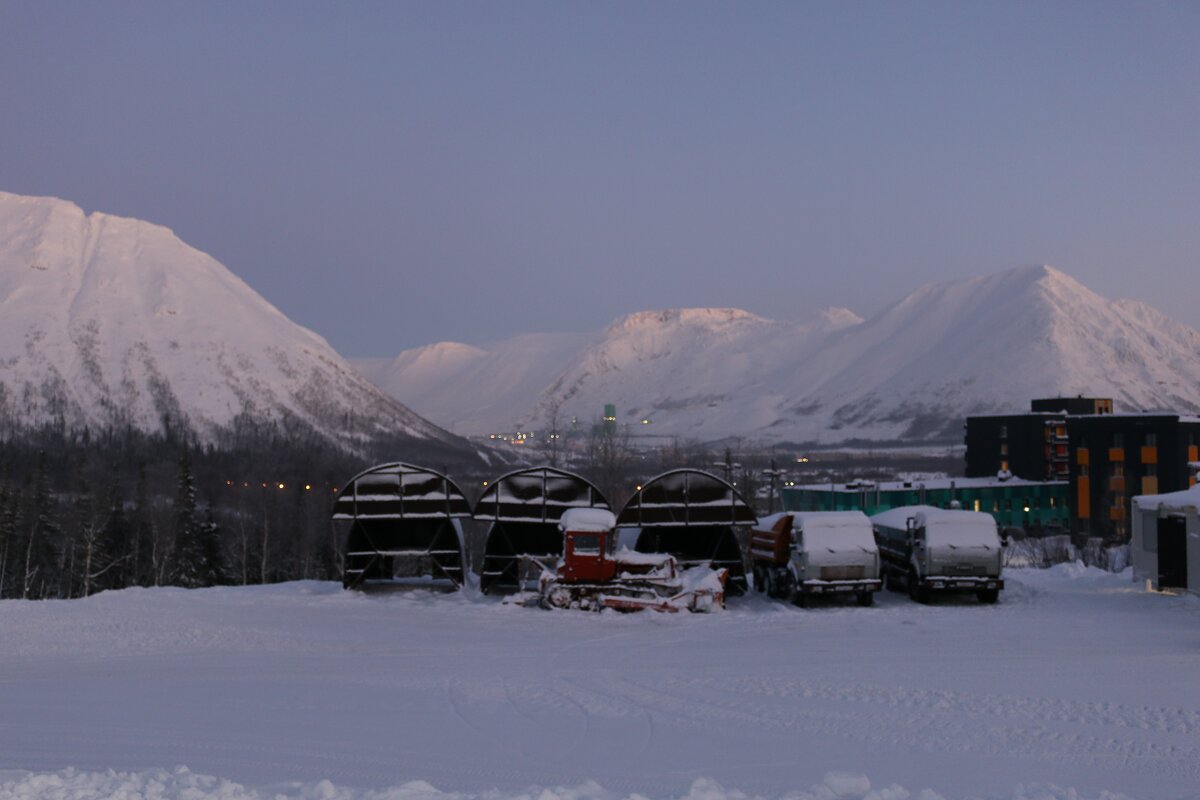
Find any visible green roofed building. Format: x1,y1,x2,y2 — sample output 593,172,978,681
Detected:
781,476,1069,532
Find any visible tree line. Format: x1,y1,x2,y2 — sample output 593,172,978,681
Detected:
0,421,483,599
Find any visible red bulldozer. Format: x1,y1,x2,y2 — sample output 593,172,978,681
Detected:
538,508,728,612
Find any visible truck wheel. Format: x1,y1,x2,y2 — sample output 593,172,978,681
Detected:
775,571,795,602
753,564,766,593
976,588,999,604
856,591,874,607
908,570,927,603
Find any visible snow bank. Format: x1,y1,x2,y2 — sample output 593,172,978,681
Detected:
0,769,1135,800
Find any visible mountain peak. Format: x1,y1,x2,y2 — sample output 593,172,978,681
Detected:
0,190,474,457
606,307,766,335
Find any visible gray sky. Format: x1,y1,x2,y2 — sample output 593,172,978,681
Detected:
2,2,1197,355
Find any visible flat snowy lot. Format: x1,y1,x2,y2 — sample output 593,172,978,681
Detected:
2,566,1198,800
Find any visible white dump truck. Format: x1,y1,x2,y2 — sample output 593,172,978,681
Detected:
870,505,1004,603
749,511,881,606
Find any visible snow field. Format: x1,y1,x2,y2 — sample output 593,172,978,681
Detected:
1,565,1197,800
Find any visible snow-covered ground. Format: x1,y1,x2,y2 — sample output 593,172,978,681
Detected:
2,566,1198,800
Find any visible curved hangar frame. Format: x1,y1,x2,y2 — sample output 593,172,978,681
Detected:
474,467,610,594
616,468,756,595
333,463,472,590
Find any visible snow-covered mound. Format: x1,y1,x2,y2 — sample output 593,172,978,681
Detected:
364,266,1200,443
0,191,473,456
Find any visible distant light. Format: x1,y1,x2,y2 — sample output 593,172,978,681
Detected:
278,483,285,490
483,480,489,486
304,484,312,491
261,482,267,488
1023,505,1031,513
226,480,232,486
636,485,642,491
641,419,651,425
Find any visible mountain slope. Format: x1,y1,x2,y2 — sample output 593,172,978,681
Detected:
365,265,1200,444
0,191,477,458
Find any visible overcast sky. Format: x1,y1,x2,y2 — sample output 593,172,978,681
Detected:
2,2,1197,355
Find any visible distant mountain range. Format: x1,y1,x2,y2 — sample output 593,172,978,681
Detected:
0,191,482,463
355,266,1200,445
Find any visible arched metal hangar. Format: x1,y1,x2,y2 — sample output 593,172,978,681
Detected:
333,462,471,589
617,468,756,595
474,466,610,594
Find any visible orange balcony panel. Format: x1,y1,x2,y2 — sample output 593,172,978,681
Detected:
1190,445,1199,462
1109,448,1125,462
1076,449,1090,466
1109,506,1127,522
1109,477,1126,493
1076,477,1090,519
1141,477,1159,496
1140,446,1158,464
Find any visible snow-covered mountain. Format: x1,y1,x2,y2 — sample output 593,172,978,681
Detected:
0,191,478,458
360,265,1200,444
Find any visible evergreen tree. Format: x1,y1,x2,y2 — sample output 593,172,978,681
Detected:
173,450,223,587
172,449,203,587
24,452,63,599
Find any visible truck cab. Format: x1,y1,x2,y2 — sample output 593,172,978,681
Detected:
871,505,1004,603
751,511,881,606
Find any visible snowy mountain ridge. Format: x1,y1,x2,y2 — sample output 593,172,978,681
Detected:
0,191,475,457
360,265,1200,444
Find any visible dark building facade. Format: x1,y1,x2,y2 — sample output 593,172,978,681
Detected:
1068,414,1200,541
965,398,1200,542
965,411,1071,481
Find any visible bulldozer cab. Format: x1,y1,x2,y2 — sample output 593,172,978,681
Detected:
557,508,619,583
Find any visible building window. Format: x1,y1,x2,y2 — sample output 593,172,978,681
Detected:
1145,463,1157,477
1145,432,1157,446
1000,460,1009,471
1000,425,1008,439
992,499,999,513
1079,465,1089,477
1111,463,1124,477
1000,443,1008,455
1112,432,1123,448
1049,496,1056,509
973,499,981,512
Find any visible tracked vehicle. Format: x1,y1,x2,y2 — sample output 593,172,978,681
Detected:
539,508,728,612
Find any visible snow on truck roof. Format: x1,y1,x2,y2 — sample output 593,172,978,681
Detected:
756,511,871,531
788,510,871,527
870,505,997,531
560,507,617,532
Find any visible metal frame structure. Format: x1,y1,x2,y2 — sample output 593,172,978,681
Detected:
617,468,757,595
333,462,471,590
473,466,610,594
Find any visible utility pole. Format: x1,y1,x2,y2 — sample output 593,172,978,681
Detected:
762,458,786,515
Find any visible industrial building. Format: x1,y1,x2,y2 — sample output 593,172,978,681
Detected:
780,476,1069,533
965,398,1200,541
